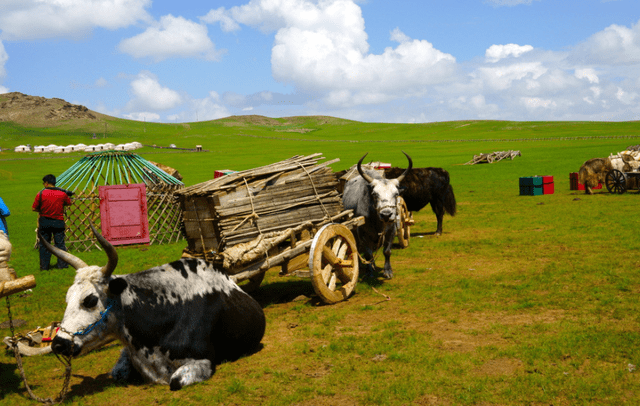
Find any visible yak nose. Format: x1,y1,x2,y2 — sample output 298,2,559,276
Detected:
379,208,395,222
52,336,73,356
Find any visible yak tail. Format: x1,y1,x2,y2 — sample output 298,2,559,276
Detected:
444,184,457,217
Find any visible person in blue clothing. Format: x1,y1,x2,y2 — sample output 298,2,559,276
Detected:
0,196,9,237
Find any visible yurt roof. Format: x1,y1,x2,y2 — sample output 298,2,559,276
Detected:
56,150,184,192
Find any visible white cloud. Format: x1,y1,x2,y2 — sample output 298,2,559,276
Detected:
390,27,411,43
573,20,640,65
95,77,108,88
0,0,152,40
200,7,241,32
473,62,548,91
616,87,637,104
575,68,599,84
522,97,557,110
485,44,534,63
215,1,456,107
119,15,223,62
123,112,160,122
170,91,231,122
126,71,183,111
0,40,7,78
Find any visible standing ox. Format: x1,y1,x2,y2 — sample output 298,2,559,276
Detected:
343,152,412,279
44,226,265,391
384,166,456,236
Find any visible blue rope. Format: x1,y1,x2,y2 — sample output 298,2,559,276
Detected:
73,304,113,336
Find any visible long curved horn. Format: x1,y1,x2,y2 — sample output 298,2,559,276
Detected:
395,151,413,183
90,224,118,279
357,153,375,184
38,232,88,270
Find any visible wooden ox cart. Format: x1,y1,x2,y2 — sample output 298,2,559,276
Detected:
605,169,640,194
175,154,364,304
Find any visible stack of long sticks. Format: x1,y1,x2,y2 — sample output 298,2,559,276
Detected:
176,154,343,251
465,150,522,165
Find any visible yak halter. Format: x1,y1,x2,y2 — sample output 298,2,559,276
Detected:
73,303,113,336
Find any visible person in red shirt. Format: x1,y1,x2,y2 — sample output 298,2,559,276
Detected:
32,174,73,270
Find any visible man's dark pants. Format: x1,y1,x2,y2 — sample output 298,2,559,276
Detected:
38,217,68,270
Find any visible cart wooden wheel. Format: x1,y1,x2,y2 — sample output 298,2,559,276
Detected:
396,197,411,248
238,272,265,293
605,169,627,194
309,223,359,304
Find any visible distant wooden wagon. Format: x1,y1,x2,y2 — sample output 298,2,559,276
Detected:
604,169,640,194
175,154,364,304
55,150,185,251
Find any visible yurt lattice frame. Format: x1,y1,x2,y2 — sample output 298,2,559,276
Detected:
56,150,185,251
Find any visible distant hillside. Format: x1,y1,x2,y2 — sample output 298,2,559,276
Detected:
0,92,109,127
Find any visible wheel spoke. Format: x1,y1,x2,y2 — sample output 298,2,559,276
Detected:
328,273,337,290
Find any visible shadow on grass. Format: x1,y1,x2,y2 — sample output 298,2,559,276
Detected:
0,361,23,400
251,279,317,307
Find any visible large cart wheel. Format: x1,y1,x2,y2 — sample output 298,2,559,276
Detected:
605,169,627,194
396,197,411,248
238,272,265,293
309,224,359,304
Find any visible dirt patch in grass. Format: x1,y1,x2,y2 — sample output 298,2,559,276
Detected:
473,357,524,376
218,115,284,127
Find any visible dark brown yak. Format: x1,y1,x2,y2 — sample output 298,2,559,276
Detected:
384,167,456,236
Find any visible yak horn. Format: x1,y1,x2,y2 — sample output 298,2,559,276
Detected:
38,232,88,270
395,151,413,183
356,153,375,184
90,224,118,279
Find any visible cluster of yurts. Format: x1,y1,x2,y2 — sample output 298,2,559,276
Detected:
13,141,143,153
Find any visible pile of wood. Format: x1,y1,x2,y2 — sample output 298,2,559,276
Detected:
465,150,521,165
175,154,344,257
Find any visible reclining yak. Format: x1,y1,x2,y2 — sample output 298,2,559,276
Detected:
343,152,412,279
44,226,265,391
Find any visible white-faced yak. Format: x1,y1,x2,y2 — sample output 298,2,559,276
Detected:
44,226,265,391
342,152,412,279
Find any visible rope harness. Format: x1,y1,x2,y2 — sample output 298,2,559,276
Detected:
5,297,113,404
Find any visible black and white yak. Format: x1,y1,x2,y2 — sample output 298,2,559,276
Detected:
384,166,457,235
342,152,412,279
44,226,265,391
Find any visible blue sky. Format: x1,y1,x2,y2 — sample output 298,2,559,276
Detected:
1,0,639,123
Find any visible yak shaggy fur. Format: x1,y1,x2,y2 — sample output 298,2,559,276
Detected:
384,166,457,235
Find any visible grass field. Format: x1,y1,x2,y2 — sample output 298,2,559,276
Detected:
1,116,640,405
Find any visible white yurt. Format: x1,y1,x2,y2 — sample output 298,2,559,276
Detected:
14,145,30,152
104,143,115,150
115,144,126,151
54,146,64,153
132,142,143,149
96,144,105,151
63,145,74,153
75,143,87,151
45,144,57,153
34,146,45,153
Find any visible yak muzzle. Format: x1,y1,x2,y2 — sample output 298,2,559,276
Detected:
52,335,82,357
379,207,396,223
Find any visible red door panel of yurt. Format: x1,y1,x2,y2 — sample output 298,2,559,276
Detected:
99,184,150,245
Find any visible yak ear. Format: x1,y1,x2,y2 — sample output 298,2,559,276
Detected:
108,278,128,296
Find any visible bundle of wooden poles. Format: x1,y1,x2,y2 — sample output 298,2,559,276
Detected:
176,154,344,255
465,150,522,165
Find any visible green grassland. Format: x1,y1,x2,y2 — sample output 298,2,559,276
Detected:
1,116,640,405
